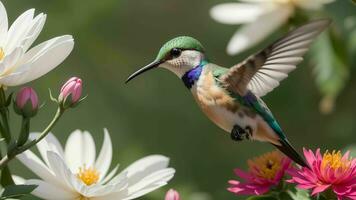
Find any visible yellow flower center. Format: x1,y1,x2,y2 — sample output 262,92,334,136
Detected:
248,151,284,180
321,150,351,171
79,195,89,200
0,48,4,60
76,166,100,186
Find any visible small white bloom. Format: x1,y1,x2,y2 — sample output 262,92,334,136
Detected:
16,129,175,200
0,1,74,86
210,0,334,55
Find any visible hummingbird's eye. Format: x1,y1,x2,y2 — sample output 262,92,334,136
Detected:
170,48,182,58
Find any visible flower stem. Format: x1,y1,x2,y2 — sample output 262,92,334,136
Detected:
21,107,63,151
16,117,30,147
0,107,64,170
0,88,11,143
0,87,14,186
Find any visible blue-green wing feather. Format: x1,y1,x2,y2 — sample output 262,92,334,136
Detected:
243,92,287,139
241,92,307,167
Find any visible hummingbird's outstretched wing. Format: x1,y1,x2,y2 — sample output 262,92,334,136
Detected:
221,19,331,97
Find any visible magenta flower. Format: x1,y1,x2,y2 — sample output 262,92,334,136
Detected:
288,148,356,200
228,150,291,195
59,77,82,107
165,189,180,200
15,87,39,117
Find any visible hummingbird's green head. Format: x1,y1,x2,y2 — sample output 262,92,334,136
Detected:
155,36,205,61
126,36,206,83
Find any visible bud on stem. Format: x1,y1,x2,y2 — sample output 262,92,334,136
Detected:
14,87,39,118
58,77,83,109
165,189,180,200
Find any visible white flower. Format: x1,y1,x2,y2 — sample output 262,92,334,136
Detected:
210,0,334,55
0,1,74,86
15,129,175,200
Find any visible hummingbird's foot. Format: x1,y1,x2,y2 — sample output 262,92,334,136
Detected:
231,125,250,141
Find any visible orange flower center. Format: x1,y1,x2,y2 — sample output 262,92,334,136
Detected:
321,150,351,172
76,166,100,186
248,151,284,180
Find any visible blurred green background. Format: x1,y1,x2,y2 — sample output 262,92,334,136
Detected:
4,0,356,199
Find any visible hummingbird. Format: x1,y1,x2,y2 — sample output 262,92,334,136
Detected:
126,20,330,167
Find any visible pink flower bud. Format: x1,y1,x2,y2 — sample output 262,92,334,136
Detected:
165,189,180,200
15,87,39,117
59,77,82,107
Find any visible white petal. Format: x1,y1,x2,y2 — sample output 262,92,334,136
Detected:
65,129,96,173
91,189,129,200
126,168,175,200
19,35,73,66
121,155,170,185
12,175,26,184
210,3,266,24
0,1,8,46
227,6,292,55
26,179,78,200
86,175,128,197
0,70,24,85
46,151,80,190
5,9,34,53
106,171,127,186
67,176,88,197
0,35,74,86
95,128,113,179
22,13,47,52
0,46,24,74
101,165,119,184
16,150,66,187
30,132,65,166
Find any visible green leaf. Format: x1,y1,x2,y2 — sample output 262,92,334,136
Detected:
0,184,37,199
287,188,311,200
247,195,278,200
0,167,14,186
278,191,294,200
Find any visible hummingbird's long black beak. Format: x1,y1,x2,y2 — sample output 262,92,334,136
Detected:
125,60,162,83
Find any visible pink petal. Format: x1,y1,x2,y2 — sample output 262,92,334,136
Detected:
228,181,272,195
311,184,330,196
341,151,350,161
228,184,255,195
234,168,254,181
291,176,314,185
333,184,352,195
303,148,316,168
297,184,316,190
315,149,322,161
228,180,240,185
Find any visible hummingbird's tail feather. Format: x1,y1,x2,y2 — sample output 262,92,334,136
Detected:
272,139,307,168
